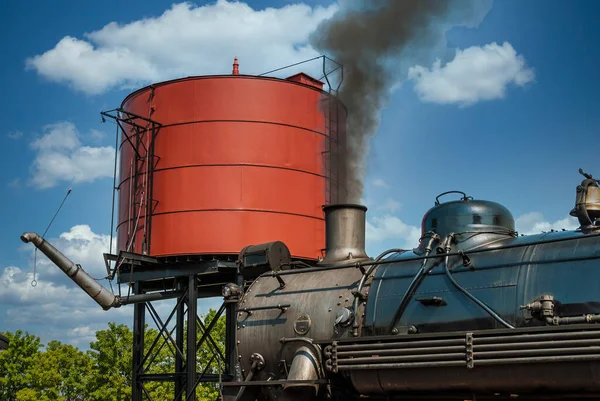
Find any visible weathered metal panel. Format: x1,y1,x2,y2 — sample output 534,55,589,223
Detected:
236,267,363,382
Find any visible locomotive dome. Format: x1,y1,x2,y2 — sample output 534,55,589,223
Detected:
421,191,515,239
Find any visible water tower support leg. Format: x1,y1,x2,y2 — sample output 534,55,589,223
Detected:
175,288,185,401
187,274,198,400
132,281,145,401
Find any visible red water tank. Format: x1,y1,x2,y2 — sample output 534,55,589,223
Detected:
117,69,347,261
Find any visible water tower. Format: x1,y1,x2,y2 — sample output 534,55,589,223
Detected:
99,56,346,400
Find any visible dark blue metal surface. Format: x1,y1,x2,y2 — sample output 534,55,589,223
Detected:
366,230,600,335
421,191,515,240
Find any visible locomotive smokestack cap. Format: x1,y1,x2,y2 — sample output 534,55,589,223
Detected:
320,204,370,265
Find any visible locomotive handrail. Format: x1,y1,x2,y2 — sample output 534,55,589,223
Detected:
435,191,472,206
352,248,408,336
269,231,600,277
236,304,290,315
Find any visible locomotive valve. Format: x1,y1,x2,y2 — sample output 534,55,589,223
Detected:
520,295,555,319
222,283,242,300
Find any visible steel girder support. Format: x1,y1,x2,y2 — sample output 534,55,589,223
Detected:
132,282,145,401
131,275,236,401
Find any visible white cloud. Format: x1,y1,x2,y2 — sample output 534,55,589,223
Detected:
372,178,390,189
515,212,579,235
7,178,21,188
29,122,113,188
8,130,23,140
66,326,99,349
89,129,106,142
31,121,80,151
39,225,115,276
25,1,338,94
1,266,75,306
377,198,401,213
408,41,535,106
366,214,421,248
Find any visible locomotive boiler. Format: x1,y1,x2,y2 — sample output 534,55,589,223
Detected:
224,169,600,401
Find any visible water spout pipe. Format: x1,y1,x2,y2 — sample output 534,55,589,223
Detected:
20,232,181,310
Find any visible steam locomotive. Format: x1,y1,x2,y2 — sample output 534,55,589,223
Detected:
21,169,600,400
226,169,600,400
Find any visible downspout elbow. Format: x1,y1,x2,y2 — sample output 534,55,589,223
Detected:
282,345,322,396
21,232,42,246
20,232,117,310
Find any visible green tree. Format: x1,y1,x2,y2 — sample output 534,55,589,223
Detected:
0,308,228,401
87,322,133,401
196,309,226,401
17,340,93,401
85,323,175,401
141,326,175,400
0,330,42,401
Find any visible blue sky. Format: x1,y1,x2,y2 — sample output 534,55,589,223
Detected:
1,0,599,348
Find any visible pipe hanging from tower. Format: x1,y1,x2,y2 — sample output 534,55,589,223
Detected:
20,232,181,309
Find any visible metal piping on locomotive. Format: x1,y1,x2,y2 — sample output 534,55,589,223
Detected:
319,204,370,265
20,232,181,309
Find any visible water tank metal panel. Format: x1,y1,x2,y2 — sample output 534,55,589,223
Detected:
117,75,346,260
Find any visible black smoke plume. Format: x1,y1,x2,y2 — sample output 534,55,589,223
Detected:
310,0,483,202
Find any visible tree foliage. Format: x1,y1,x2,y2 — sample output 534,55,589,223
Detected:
196,308,226,401
0,309,227,401
0,330,42,401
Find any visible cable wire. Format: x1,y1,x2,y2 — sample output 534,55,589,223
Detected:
31,189,72,287
442,254,514,329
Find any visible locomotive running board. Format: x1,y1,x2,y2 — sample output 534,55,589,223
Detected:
220,379,328,387
325,325,600,373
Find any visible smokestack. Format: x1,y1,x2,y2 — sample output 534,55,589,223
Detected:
310,0,485,202
320,204,369,265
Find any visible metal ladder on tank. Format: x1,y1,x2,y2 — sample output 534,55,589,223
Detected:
101,99,162,262
320,55,344,205
322,91,342,205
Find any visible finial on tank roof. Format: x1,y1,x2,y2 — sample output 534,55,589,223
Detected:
232,57,240,75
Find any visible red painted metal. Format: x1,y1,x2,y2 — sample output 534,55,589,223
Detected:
285,73,325,90
232,57,239,75
117,74,346,260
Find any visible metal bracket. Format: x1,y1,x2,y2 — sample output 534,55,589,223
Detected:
278,360,289,376
249,353,265,371
329,342,338,373
236,304,290,316
458,250,473,269
416,296,447,307
275,275,286,289
466,332,474,369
